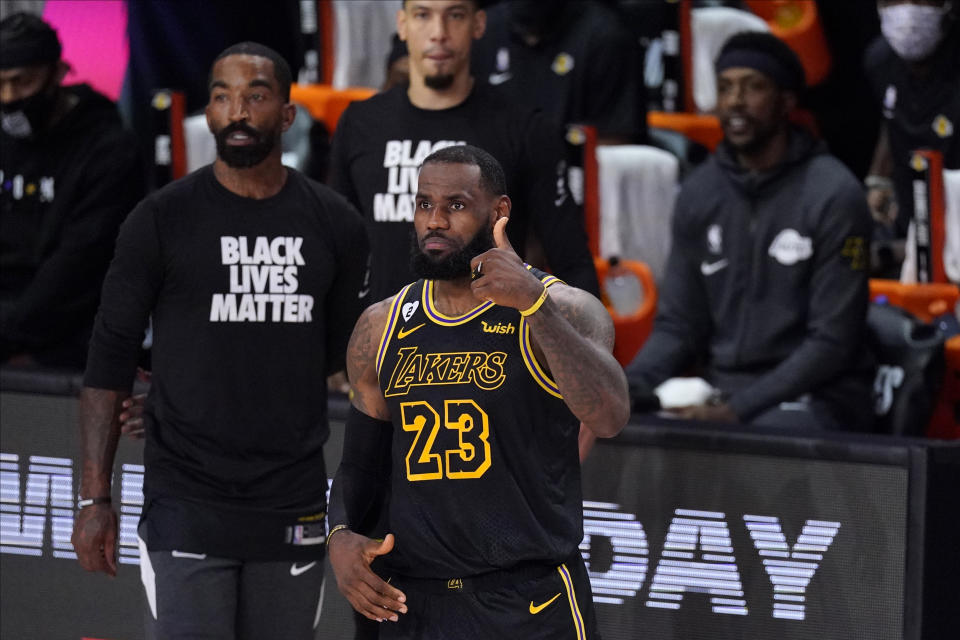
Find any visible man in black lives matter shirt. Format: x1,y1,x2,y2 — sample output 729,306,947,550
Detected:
71,43,369,639
329,0,599,306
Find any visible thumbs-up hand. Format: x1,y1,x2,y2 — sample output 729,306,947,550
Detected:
492,216,514,253
470,217,547,311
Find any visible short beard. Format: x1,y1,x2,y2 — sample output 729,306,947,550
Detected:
424,73,455,90
410,226,494,280
214,122,278,168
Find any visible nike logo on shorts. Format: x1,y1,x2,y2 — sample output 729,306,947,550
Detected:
700,258,729,276
290,561,317,577
529,592,561,614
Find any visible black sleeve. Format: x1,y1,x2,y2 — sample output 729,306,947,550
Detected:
624,191,711,394
727,181,873,420
0,135,144,356
327,406,392,530
521,112,601,296
327,106,362,212
83,199,163,390
324,194,371,374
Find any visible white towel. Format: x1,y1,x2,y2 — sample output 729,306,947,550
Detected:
597,145,679,281
332,0,402,90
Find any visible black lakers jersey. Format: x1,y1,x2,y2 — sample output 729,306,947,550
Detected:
376,267,583,578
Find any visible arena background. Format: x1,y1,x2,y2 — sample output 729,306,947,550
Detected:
2,373,957,639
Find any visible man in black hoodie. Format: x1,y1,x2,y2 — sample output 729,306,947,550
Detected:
0,13,144,369
625,32,874,431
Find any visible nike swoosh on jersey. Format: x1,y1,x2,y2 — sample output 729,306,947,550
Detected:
489,71,513,85
290,561,318,577
358,287,370,299
397,323,425,339
700,258,729,276
529,592,562,614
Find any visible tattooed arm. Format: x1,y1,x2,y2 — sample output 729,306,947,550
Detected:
71,387,129,576
471,217,629,438
525,284,629,437
327,299,407,623
346,300,392,420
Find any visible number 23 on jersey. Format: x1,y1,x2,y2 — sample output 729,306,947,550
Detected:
401,399,491,481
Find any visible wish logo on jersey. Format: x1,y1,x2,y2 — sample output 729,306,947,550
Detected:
374,139,466,222
209,236,315,323
384,346,507,397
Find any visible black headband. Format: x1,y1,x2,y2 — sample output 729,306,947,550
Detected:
0,14,62,70
715,48,804,92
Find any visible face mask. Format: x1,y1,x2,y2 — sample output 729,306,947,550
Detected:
0,83,57,138
879,2,949,62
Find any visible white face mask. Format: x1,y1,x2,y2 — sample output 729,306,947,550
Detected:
879,2,950,62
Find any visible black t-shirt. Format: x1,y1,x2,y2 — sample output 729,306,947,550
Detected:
864,35,960,235
84,166,369,560
328,82,598,304
376,269,582,577
471,1,645,141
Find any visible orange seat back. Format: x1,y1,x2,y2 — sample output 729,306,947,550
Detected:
744,0,832,86
869,279,960,323
595,258,659,366
648,111,724,151
289,83,376,134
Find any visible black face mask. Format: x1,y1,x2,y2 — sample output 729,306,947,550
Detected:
1,77,58,139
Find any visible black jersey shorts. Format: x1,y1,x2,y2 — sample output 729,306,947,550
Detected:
380,552,597,640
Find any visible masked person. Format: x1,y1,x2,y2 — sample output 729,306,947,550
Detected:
0,13,144,368
864,0,959,270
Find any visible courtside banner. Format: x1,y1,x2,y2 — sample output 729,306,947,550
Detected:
580,419,958,640
2,379,957,639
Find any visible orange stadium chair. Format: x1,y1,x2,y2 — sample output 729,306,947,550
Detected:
744,0,832,86
648,112,724,152
595,257,658,366
290,83,376,135
870,279,960,438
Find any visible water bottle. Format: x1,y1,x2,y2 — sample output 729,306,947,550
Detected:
604,256,644,317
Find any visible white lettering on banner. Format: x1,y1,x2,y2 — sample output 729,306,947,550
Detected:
0,454,845,619
581,501,649,605
0,454,73,558
743,515,841,621
211,236,312,323
375,139,466,223
646,509,748,615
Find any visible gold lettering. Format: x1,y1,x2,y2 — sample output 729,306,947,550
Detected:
384,347,507,396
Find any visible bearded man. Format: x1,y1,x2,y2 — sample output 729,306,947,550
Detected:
71,42,369,639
